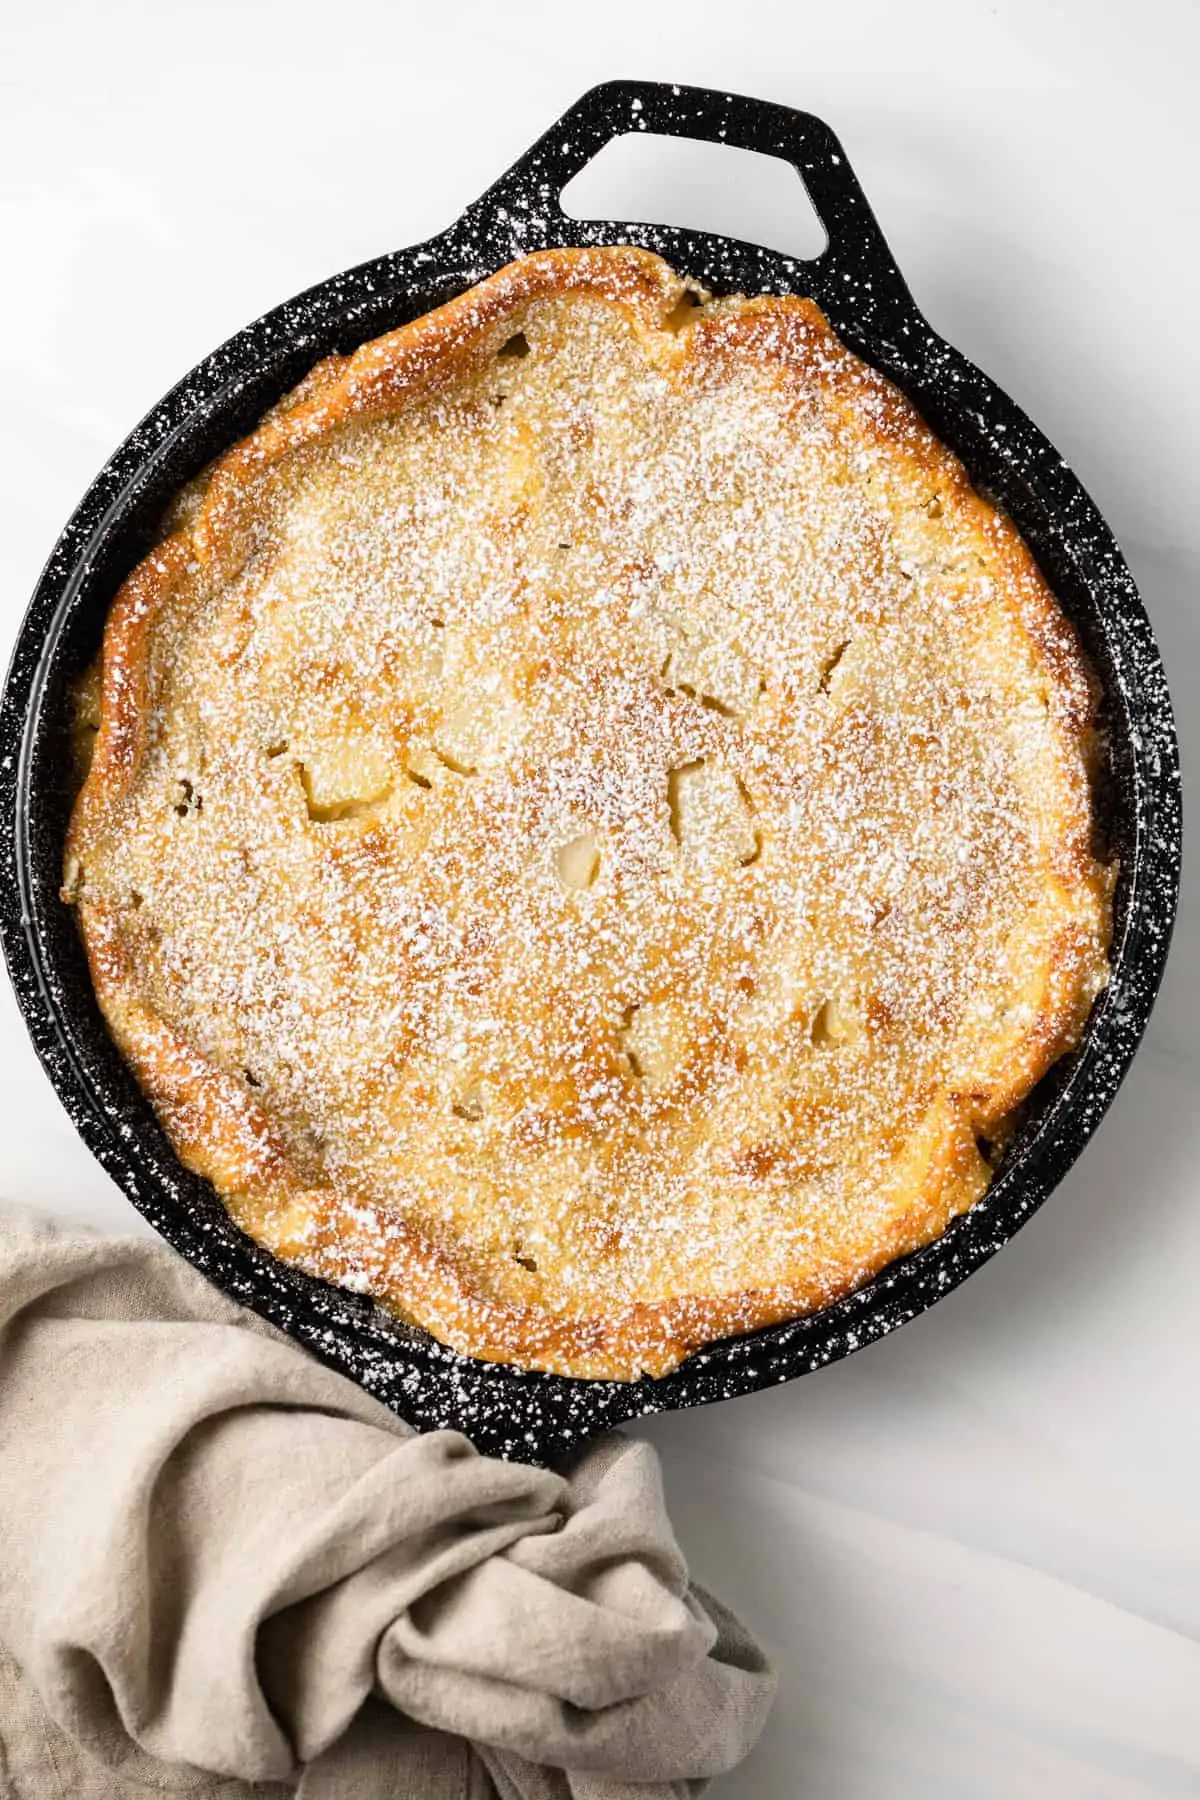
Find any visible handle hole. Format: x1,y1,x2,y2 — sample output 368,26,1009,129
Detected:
560,133,827,263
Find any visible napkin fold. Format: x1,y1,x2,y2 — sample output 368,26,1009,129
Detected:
0,1206,773,1798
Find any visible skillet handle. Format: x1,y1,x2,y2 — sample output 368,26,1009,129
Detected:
467,79,914,313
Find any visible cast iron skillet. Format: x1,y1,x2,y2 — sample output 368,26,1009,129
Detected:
0,81,1180,1462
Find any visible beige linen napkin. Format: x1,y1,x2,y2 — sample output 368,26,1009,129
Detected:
0,1206,773,1799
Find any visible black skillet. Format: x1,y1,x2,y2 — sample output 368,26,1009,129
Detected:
0,81,1180,1461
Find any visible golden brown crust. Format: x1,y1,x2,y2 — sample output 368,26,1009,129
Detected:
66,247,1113,1379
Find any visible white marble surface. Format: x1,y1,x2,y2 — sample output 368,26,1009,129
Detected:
2,3,1197,1793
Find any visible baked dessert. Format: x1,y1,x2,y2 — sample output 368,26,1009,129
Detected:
65,246,1113,1380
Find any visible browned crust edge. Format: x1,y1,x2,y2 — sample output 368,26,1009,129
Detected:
66,246,1112,1380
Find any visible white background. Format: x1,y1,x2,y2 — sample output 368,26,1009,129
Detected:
2,2,1198,1794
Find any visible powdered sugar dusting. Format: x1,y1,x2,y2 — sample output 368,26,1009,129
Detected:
73,260,1112,1379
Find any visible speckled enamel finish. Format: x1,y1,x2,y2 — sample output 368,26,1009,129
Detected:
0,82,1180,1462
